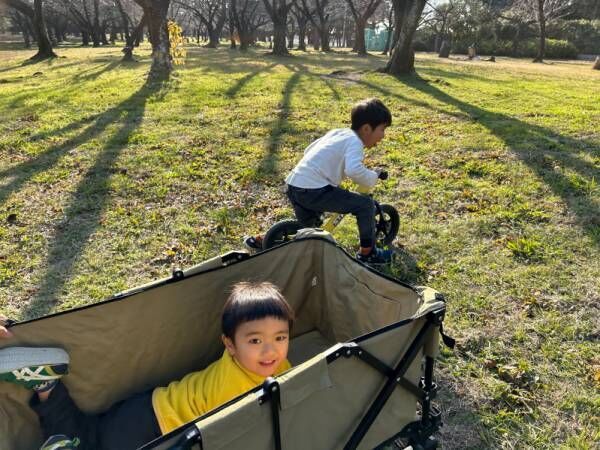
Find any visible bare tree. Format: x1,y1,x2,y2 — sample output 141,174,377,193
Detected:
512,0,573,62
132,0,172,75
382,0,426,74
4,0,57,58
378,0,393,54
175,0,226,48
8,9,34,46
290,1,309,49
262,0,294,55
300,0,332,50
345,0,382,55
423,0,454,54
231,0,269,50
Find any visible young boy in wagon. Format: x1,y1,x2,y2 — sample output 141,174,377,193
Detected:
0,281,294,449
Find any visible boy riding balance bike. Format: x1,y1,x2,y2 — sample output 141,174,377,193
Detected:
245,98,399,265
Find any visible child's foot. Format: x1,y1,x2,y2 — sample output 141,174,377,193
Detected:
357,247,394,265
0,347,69,392
243,235,263,252
40,435,80,450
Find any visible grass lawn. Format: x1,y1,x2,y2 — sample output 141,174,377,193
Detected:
0,42,598,449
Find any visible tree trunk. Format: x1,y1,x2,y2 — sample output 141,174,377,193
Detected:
101,23,110,45
382,25,392,54
31,0,57,59
438,40,450,57
533,0,546,62
135,0,172,76
354,18,367,55
384,0,425,75
53,26,62,43
263,0,290,56
110,23,117,44
228,15,236,48
206,27,220,47
287,21,295,49
12,12,32,48
319,26,330,51
272,16,289,55
115,0,131,43
311,27,319,50
23,27,32,48
297,20,307,50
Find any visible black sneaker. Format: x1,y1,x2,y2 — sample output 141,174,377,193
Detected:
40,435,80,449
357,248,393,265
243,235,263,252
0,347,69,392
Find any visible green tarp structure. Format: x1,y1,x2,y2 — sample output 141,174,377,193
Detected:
365,28,388,52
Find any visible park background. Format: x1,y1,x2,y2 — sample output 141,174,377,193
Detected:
0,0,599,448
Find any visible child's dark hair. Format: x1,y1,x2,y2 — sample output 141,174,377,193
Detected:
222,282,294,339
350,98,392,131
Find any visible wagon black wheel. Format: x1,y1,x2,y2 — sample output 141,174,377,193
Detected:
262,219,303,250
375,204,400,246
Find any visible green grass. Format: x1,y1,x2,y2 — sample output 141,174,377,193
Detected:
1,42,599,449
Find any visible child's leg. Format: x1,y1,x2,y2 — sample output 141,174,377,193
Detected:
289,185,375,247
31,381,100,447
97,389,161,449
1,347,160,449
286,187,323,227
33,382,160,449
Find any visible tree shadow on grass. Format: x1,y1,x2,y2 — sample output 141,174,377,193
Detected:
71,59,141,82
254,68,303,178
1,75,170,319
253,62,345,179
329,72,599,247
397,74,599,246
225,62,278,98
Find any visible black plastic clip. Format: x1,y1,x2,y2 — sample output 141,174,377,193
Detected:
428,309,445,326
169,426,201,450
221,251,250,266
172,268,185,280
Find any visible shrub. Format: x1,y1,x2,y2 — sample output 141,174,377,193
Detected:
451,38,578,59
539,39,579,59
413,40,429,52
550,19,600,54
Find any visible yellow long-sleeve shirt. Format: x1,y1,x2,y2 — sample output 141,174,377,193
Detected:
152,351,291,434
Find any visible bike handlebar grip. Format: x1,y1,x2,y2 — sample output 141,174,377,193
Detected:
378,170,388,180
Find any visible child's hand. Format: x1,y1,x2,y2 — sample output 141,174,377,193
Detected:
0,315,13,338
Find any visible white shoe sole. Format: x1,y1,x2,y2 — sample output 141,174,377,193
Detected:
0,347,69,372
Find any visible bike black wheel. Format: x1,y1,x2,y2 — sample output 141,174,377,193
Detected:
262,219,303,250
375,204,400,245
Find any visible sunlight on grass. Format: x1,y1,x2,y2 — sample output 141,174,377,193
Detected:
0,43,598,449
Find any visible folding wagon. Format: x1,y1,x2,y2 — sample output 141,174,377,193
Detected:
0,232,451,450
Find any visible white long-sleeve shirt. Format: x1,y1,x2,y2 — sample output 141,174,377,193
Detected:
285,128,378,189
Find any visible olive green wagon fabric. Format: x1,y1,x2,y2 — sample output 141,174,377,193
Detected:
0,237,442,450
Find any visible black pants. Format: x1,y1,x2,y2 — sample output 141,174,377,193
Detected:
286,184,376,248
31,382,161,450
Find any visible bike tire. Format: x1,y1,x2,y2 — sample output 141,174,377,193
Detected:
262,219,303,250
376,204,400,245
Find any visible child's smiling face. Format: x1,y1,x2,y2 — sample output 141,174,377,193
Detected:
223,317,290,377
